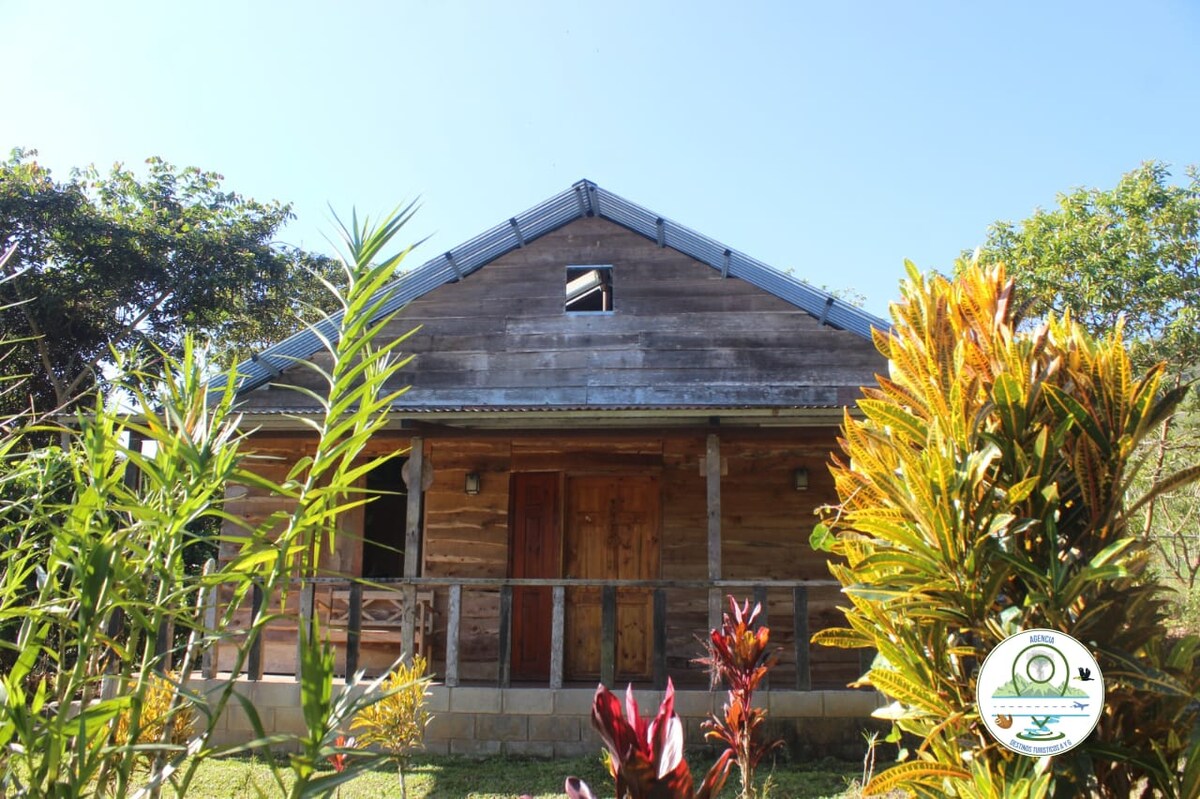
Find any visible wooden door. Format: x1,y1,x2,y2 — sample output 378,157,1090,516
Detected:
509,473,561,681
564,475,660,681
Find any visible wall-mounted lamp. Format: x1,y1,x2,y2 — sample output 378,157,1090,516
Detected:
792,467,809,492
464,472,482,495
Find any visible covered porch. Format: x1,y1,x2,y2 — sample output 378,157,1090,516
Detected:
203,575,867,691
216,423,869,690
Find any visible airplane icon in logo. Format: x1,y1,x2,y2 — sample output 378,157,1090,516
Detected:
1071,701,1088,711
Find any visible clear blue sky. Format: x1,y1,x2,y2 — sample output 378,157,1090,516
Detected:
4,1,1198,318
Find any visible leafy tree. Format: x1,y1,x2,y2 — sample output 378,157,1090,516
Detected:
812,262,1200,797
975,162,1200,625
0,148,340,414
975,161,1200,375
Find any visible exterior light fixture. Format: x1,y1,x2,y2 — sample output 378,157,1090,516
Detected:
793,467,809,491
465,472,482,495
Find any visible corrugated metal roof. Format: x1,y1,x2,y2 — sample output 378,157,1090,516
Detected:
235,402,843,415
214,179,888,397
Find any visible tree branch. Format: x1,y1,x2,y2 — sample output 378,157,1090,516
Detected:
61,288,173,399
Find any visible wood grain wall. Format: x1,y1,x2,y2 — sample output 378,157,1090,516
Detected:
218,429,859,687
239,216,882,411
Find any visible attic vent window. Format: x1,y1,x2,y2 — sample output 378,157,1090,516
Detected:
565,265,613,313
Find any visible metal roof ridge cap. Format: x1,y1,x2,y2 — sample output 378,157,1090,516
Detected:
217,182,592,395
588,183,888,333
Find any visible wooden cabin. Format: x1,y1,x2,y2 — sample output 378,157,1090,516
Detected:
206,181,890,756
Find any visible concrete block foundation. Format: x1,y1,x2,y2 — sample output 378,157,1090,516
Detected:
187,676,885,759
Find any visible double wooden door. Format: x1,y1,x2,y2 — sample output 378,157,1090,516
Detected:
510,473,660,682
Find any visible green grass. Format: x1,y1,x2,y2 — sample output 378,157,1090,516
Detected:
160,753,864,798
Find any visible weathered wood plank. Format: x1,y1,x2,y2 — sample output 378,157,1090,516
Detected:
402,437,424,663
653,588,668,690
550,585,565,690
296,582,314,683
346,583,363,676
239,217,882,413
248,582,265,681
601,585,617,688
707,434,722,632
498,584,513,688
445,584,461,687
201,561,218,680
794,586,810,691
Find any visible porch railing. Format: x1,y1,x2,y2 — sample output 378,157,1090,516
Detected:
205,577,860,691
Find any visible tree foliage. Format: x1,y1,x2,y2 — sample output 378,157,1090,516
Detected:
976,161,1200,374
0,148,340,414
813,261,1200,797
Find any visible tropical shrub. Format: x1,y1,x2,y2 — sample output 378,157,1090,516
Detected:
350,655,433,799
566,679,731,799
110,671,197,763
697,596,783,799
811,261,1200,797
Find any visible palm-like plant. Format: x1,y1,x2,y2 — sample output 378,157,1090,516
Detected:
0,206,424,799
812,260,1200,797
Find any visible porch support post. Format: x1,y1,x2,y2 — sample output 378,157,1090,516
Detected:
401,437,425,662
550,585,565,689
445,584,461,687
706,433,722,632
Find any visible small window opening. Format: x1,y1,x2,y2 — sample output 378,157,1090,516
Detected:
566,265,613,313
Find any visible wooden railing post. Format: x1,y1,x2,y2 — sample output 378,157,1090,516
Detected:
296,580,314,682
201,559,218,679
248,581,265,681
498,585,513,688
445,584,462,687
154,615,174,674
100,609,125,701
653,587,668,690
793,586,810,691
601,585,617,688
346,582,363,677
550,585,565,689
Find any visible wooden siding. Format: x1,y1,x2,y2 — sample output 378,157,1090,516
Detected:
419,430,858,688
238,216,883,411
218,429,859,686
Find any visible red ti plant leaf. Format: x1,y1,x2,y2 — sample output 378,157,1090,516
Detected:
328,734,355,773
568,678,731,799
